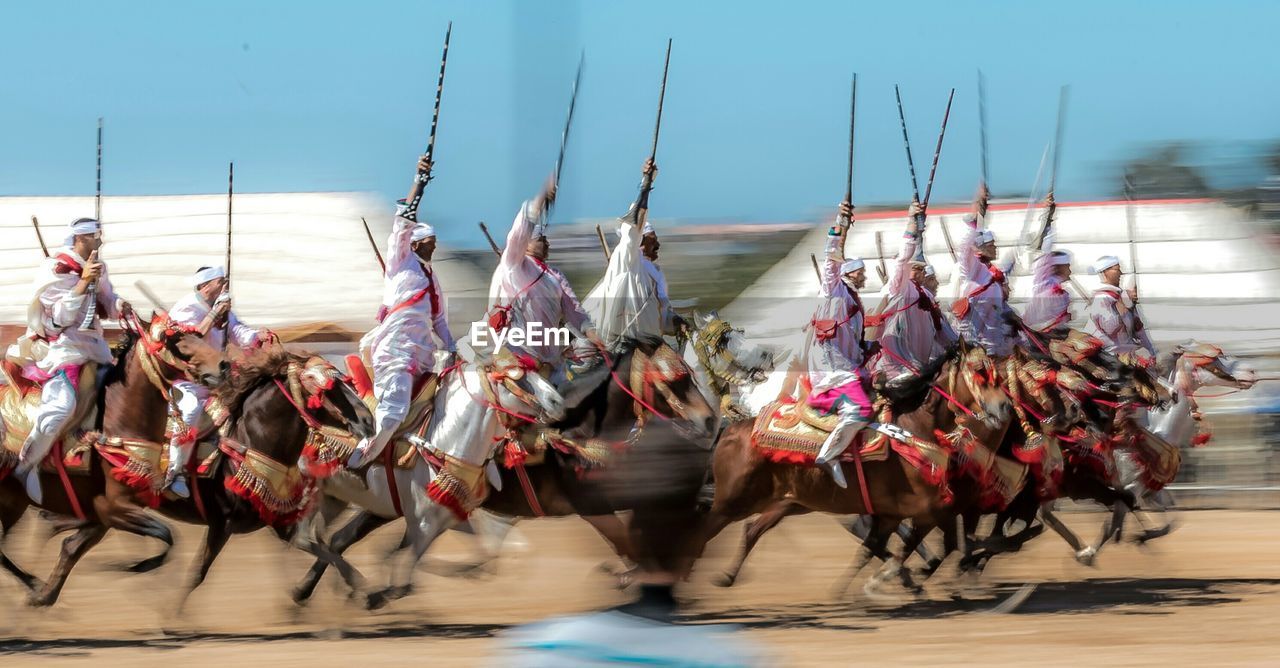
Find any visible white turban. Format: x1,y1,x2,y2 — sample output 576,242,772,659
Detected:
410,222,436,242
839,258,865,274
1048,250,1072,266
192,265,226,287
63,217,100,246
974,229,996,246
1090,255,1122,274
532,221,547,239
641,221,656,236
923,264,936,278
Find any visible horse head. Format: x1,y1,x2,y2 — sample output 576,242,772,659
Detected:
140,310,230,387
484,349,566,424
1172,340,1258,392
953,341,1011,431
690,310,787,388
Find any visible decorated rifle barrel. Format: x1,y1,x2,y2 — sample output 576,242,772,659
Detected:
894,84,920,202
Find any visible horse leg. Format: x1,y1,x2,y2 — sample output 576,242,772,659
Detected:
870,518,935,596
27,524,108,607
175,521,231,614
830,515,896,598
98,492,175,573
292,510,392,605
580,513,638,585
1038,502,1096,566
713,501,806,588
277,522,369,598
366,492,459,611
0,503,43,592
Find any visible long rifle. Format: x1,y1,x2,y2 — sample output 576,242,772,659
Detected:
477,222,501,257
1031,86,1069,252
634,39,672,215
80,119,104,331
360,217,386,273
978,70,990,188
31,216,49,257
920,88,955,211
838,73,857,228
595,224,611,261
222,161,233,348
894,85,920,202
406,22,452,219
553,53,585,195
809,254,821,282
873,231,889,284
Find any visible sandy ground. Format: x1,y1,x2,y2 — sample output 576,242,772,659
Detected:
0,508,1277,666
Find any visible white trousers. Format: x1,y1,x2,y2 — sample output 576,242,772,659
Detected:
19,372,77,466
169,380,210,474
815,403,868,464
362,364,415,460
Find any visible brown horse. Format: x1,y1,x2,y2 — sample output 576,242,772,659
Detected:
702,342,1012,593
1,317,375,608
290,337,720,607
0,314,226,606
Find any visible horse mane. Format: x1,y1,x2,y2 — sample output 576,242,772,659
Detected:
215,348,311,417
879,343,960,414
102,329,140,387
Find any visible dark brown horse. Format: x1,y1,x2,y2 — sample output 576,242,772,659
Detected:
1,317,375,608
0,314,225,606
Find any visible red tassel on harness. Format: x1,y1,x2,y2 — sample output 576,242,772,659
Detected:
1191,432,1212,447
513,353,539,373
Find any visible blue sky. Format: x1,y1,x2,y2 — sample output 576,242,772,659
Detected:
1,1,1275,247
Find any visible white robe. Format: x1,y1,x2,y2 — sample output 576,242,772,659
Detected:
1084,284,1156,356
806,222,865,394
584,215,673,344
874,234,955,378
486,198,593,366
169,291,259,351
1022,228,1072,333
360,203,455,380
19,248,122,376
952,215,1014,357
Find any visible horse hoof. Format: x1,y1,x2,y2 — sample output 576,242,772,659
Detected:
1074,547,1097,567
290,586,314,607
365,591,390,611
711,572,737,588
25,593,54,608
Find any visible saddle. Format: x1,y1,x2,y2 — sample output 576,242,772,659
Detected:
344,353,441,470
0,361,101,475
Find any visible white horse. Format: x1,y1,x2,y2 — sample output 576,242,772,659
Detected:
318,350,565,609
1049,340,1259,565
680,311,789,419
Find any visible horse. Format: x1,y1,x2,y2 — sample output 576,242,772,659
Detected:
682,311,788,420
701,341,1012,594
293,337,721,608
0,313,226,606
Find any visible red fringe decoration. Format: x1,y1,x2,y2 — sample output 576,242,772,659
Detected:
109,465,162,509
1191,432,1212,447
299,441,344,479
426,479,470,522
224,471,313,527
502,439,526,469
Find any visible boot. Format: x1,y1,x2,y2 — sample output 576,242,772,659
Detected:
165,467,190,499
15,462,43,504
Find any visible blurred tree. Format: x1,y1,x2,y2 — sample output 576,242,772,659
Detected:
1117,143,1212,199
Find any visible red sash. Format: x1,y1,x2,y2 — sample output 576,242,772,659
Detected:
951,263,1005,319
488,259,548,332
813,285,863,342
376,270,441,324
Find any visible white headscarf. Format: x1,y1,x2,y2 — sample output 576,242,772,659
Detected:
192,265,226,287
63,217,100,247
839,258,865,274
410,222,435,243
1090,255,1121,274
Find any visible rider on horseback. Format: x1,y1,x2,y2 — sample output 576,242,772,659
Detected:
1085,255,1156,358
165,265,270,498
872,201,956,385
585,159,687,346
347,155,456,469
807,201,874,489
485,174,602,381
952,185,1015,357
1022,194,1075,336
10,218,133,503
